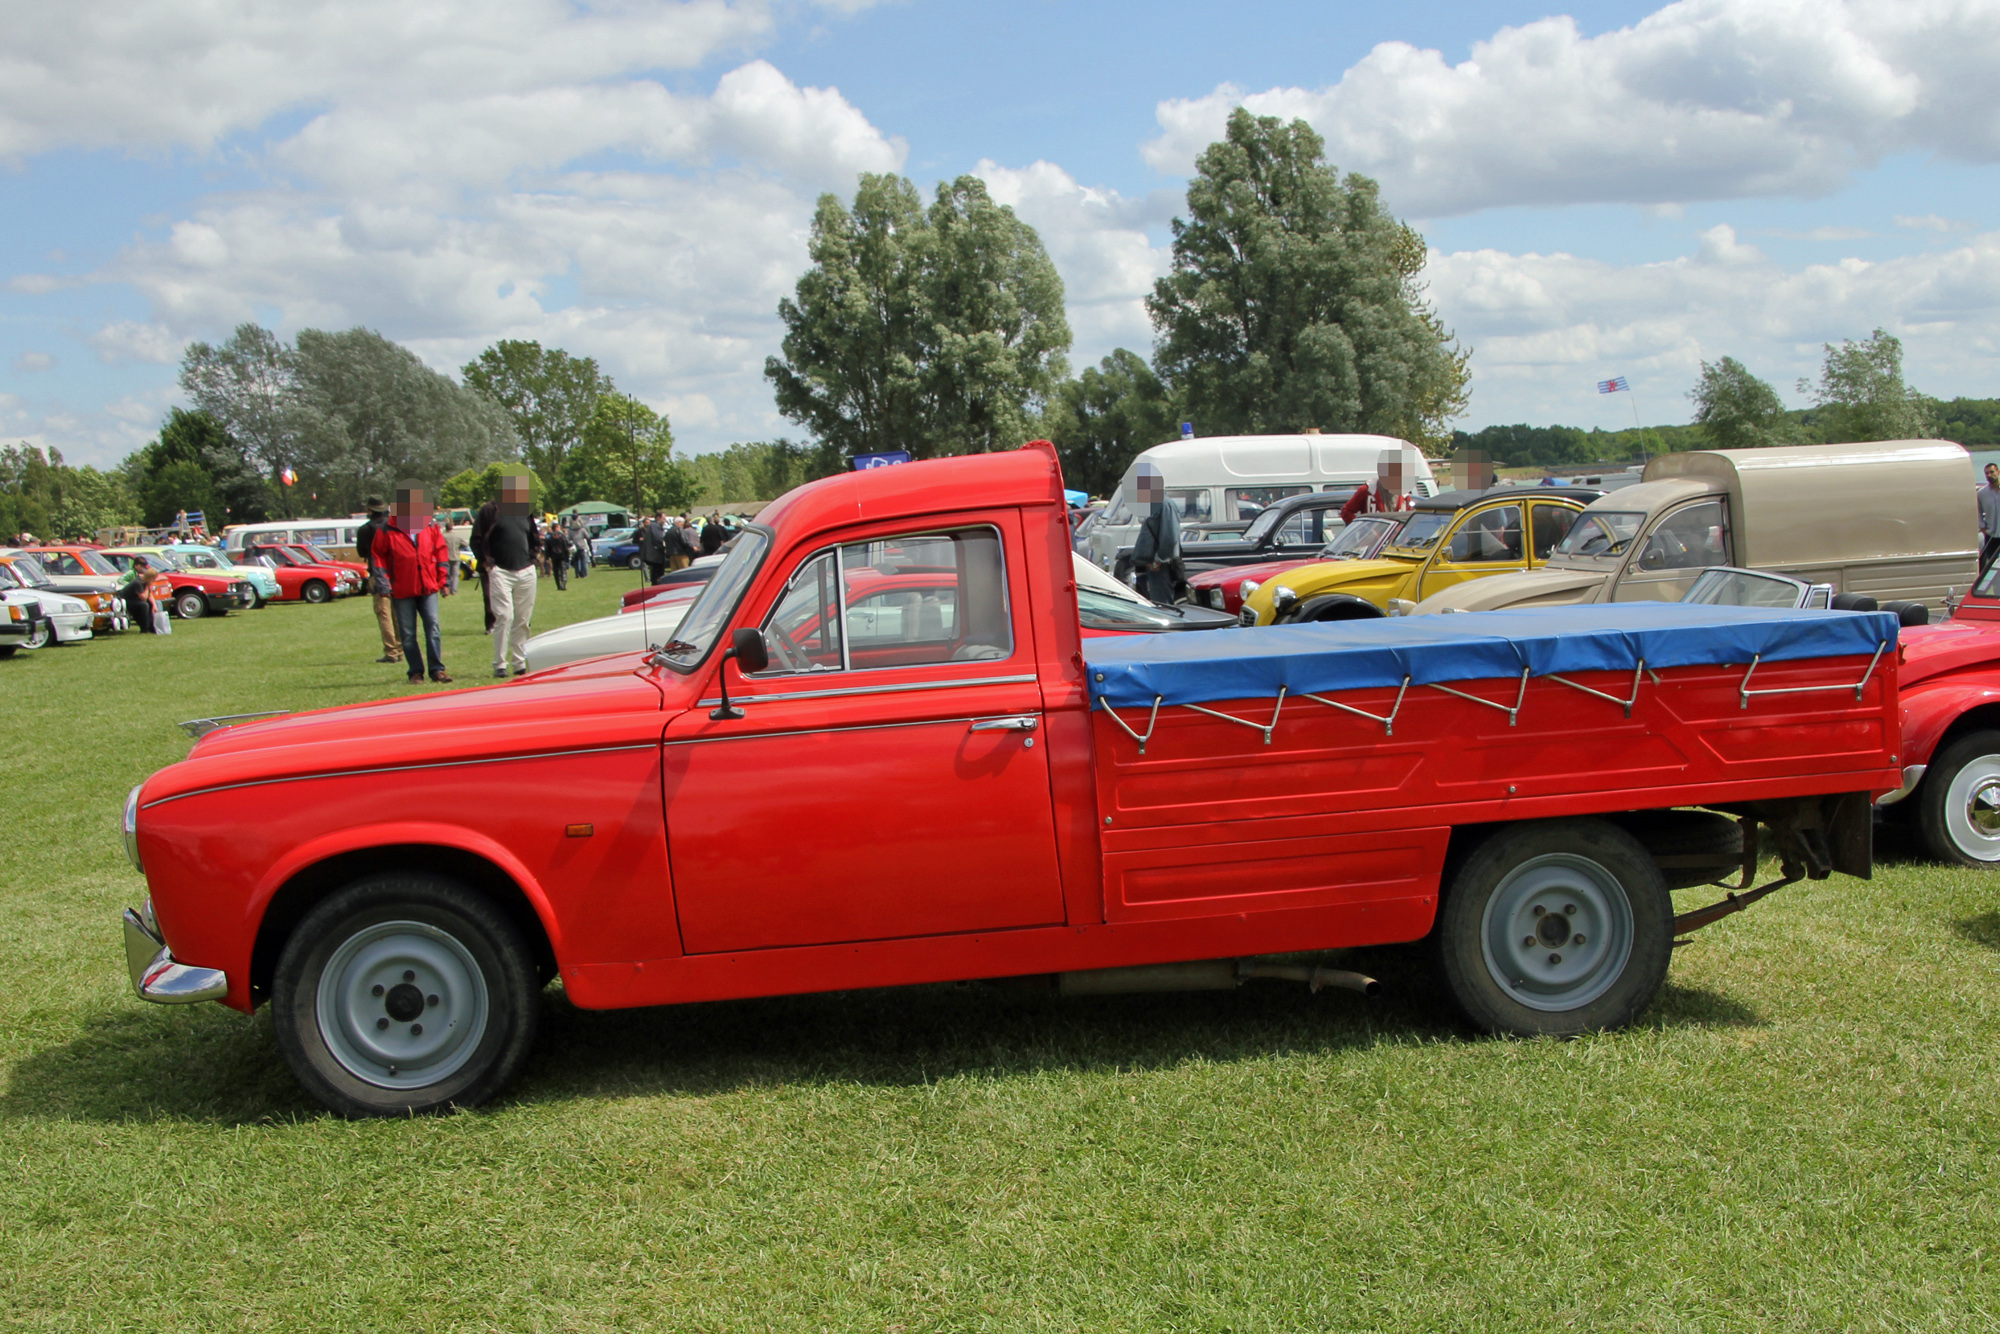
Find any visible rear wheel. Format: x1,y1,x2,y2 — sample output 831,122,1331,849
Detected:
174,590,207,619
1917,729,2000,867
1434,819,1673,1036
272,874,541,1117
624,554,642,569
302,579,331,604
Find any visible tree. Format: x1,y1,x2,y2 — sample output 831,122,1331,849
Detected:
179,324,299,514
1042,349,1178,496
291,328,519,513
682,440,840,505
1799,328,1938,442
440,461,551,511
1147,108,1469,450
461,340,612,504
571,395,699,515
1689,356,1799,450
0,443,138,540
124,408,265,527
766,172,1071,460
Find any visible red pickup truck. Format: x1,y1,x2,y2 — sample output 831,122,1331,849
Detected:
121,444,1903,1116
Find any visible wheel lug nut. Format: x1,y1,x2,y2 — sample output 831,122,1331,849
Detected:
403,970,416,982
1523,936,1535,948
1564,904,1577,916
376,1017,389,1030
1574,934,1585,945
427,994,439,1007
1531,905,1545,916
1548,953,1562,965
410,1023,423,1036
371,984,384,997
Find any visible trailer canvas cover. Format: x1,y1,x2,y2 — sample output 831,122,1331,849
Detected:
1082,604,1901,710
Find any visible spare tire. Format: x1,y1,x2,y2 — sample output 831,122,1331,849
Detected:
1608,809,1744,890
1831,592,1878,612
1879,600,1930,627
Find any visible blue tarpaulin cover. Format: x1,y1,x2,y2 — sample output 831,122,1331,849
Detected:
1083,603,1900,710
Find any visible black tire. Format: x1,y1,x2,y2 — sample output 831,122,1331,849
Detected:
624,554,642,570
272,874,542,1117
175,589,207,619
1916,729,2000,867
302,579,331,604
0,645,13,658
23,619,52,649
1433,819,1673,1037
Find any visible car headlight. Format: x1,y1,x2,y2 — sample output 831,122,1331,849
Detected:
1240,580,1260,601
1273,585,1298,608
123,785,143,873
1387,598,1416,617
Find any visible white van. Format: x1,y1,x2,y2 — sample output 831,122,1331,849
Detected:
1084,433,1437,570
222,518,367,564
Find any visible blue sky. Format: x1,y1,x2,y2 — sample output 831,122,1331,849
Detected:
3,0,1996,467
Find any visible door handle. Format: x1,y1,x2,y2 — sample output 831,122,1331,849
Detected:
969,715,1039,732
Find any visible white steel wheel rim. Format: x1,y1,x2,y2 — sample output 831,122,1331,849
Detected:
1945,755,2000,861
316,919,490,1091
1480,853,1636,1013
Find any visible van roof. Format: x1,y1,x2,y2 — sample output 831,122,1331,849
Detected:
1123,433,1425,482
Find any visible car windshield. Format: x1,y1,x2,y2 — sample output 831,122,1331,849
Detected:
5,555,53,587
0,564,19,590
658,529,770,669
152,550,189,571
299,543,337,562
78,549,120,575
1321,516,1395,559
1077,586,1179,631
1241,504,1298,543
1553,511,1646,559
1387,511,1454,552
1682,568,1805,608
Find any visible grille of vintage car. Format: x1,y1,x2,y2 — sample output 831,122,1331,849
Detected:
1239,606,1257,626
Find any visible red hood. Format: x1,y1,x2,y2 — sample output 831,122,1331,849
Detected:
1186,557,1310,590
1897,616,2000,687
142,663,668,806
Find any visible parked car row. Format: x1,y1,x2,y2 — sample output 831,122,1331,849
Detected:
0,537,364,658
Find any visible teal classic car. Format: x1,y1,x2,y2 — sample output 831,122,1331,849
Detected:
163,543,280,606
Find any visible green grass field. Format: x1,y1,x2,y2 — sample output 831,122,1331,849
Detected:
3,573,1998,1331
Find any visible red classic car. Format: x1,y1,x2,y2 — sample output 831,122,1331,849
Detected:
122,443,1901,1116
98,549,256,618
1184,512,1405,614
243,543,360,603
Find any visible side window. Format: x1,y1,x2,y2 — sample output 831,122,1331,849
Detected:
756,550,844,675
1446,504,1524,562
1531,504,1578,559
842,528,1011,668
1226,485,1311,523
1166,489,1213,524
1639,500,1731,571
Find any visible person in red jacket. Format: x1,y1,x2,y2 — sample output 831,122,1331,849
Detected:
1340,449,1419,525
373,479,454,684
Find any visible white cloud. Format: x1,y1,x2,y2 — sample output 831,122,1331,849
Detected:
1426,226,2000,426
87,322,183,365
12,352,55,372
973,159,1176,364
1143,0,2000,217
1895,213,1969,232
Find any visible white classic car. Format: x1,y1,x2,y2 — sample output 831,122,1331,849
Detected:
0,558,94,646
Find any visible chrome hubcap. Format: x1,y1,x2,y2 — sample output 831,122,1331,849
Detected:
1480,853,1635,1013
1947,758,2000,860
316,920,488,1089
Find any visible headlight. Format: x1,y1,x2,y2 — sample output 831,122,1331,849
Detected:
1273,585,1298,608
123,785,143,873
1387,598,1416,617
1240,580,1261,601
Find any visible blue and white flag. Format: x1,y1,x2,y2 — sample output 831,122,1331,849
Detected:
1597,377,1630,394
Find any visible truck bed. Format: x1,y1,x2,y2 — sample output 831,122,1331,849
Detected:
1083,605,1903,928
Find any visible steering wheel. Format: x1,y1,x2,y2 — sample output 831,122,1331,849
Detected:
764,622,812,671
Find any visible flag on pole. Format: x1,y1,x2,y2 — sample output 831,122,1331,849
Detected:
280,467,298,486
1597,377,1630,394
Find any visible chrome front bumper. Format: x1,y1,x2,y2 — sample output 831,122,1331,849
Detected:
1874,764,1928,808
122,900,229,1004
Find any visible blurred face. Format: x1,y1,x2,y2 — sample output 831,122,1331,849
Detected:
500,473,531,515
394,486,427,529
1987,465,1997,487
1130,464,1165,507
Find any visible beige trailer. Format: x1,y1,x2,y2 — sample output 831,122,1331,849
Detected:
1410,440,1977,614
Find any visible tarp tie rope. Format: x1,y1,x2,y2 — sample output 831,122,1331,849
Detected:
1738,641,1886,710
1547,660,1648,718
1424,668,1532,726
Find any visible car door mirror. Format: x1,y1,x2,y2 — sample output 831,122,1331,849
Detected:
731,626,769,674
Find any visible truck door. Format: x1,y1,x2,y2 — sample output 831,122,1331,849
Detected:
662,516,1067,954
1615,499,1733,602
1416,501,1527,600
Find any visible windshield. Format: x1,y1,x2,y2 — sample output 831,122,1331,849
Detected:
1553,511,1646,559
659,529,770,669
0,564,18,590
5,555,52,588
1077,586,1179,631
152,550,189,571
1682,568,1805,608
1321,516,1394,559
1387,511,1454,552
300,543,337,563
77,549,119,575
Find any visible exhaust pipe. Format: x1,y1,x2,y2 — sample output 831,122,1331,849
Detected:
1237,962,1381,997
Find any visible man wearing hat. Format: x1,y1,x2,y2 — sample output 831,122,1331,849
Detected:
355,494,401,665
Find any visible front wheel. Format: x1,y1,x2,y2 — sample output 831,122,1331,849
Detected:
302,579,331,604
1433,819,1672,1037
22,619,51,650
272,874,542,1117
1916,729,2000,867
624,554,642,569
174,590,207,619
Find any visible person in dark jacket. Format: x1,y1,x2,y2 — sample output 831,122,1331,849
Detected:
700,513,726,556
1129,463,1181,605
637,514,667,585
354,494,401,664
545,523,571,592
474,468,542,675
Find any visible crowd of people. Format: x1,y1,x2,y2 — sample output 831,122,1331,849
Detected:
633,512,732,584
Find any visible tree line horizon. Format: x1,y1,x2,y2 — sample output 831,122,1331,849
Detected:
2,109,1989,540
